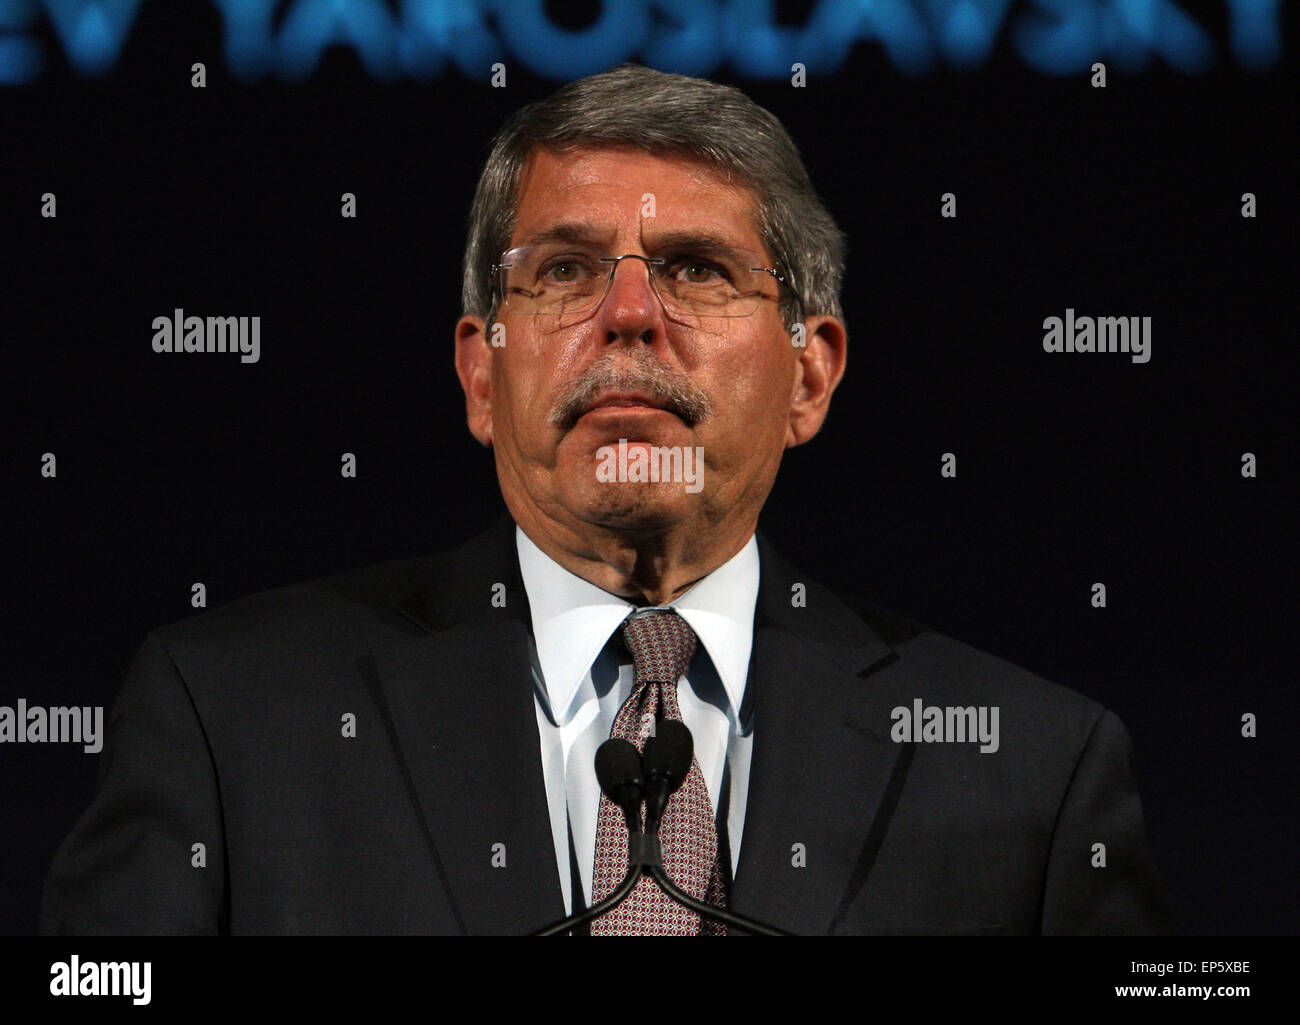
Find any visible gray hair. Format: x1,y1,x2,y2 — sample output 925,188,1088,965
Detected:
460,63,846,332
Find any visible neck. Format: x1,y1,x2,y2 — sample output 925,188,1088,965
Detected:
513,508,756,606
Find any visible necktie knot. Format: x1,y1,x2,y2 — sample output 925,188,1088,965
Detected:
620,609,698,687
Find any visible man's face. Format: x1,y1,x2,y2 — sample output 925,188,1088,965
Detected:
456,145,843,542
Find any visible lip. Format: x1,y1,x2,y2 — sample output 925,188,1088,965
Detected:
580,392,669,415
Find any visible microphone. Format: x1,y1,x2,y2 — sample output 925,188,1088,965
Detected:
594,738,644,834
641,720,693,835
533,727,792,935
531,738,649,936
640,720,792,936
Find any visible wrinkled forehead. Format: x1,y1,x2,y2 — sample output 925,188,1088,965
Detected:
510,145,771,262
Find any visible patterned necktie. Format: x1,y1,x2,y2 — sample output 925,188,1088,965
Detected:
589,609,727,935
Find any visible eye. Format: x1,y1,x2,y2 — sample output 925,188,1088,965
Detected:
670,258,726,285
534,250,604,284
542,259,586,283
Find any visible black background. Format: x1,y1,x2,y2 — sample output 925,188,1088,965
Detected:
1,0,1295,935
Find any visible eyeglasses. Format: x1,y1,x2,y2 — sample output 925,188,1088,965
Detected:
491,243,799,321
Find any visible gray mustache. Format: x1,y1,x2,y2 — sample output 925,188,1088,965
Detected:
549,354,713,430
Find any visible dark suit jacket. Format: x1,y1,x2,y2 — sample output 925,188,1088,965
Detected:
40,513,1169,935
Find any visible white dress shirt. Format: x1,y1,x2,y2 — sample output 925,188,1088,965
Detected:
516,526,759,915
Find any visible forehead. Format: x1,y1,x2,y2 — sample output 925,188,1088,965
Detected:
511,145,768,257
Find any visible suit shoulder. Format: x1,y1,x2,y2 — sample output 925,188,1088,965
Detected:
837,593,1106,731
149,554,438,662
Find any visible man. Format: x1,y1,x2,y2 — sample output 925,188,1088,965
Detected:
40,64,1168,935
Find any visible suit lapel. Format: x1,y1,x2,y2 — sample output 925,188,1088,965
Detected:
361,514,565,934
728,534,911,935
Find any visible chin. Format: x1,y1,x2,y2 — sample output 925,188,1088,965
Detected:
566,481,696,534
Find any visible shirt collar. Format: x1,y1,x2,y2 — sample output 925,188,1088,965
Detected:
515,525,759,725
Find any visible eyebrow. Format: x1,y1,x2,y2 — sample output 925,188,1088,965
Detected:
519,222,616,247
518,222,761,258
645,229,757,258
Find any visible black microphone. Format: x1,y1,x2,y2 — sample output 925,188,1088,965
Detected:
641,720,694,835
640,719,792,936
532,738,649,936
594,738,644,834
534,728,793,935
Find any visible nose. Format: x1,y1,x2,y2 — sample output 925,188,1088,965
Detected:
597,255,666,345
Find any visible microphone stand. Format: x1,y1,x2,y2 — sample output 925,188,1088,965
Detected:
646,864,788,936
532,738,653,936
533,727,793,936
532,863,643,936
638,720,790,935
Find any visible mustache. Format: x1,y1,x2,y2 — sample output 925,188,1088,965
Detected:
549,353,714,431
